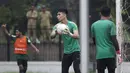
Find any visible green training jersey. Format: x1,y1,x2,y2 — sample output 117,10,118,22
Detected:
91,20,116,59
53,20,80,54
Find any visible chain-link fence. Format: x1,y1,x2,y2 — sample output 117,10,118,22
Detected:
0,28,96,65
0,28,64,61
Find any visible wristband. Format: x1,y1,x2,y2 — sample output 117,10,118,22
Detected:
116,50,121,54
69,32,73,37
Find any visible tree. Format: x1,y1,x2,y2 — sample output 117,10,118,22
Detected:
65,0,79,25
0,5,11,24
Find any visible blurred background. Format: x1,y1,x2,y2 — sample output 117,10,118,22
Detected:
0,0,130,73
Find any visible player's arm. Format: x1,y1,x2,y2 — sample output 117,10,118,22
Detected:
112,35,122,64
111,35,119,52
2,24,11,36
50,29,57,39
27,38,39,53
110,23,120,54
91,24,96,45
50,25,58,39
68,23,79,39
30,43,39,53
92,37,96,45
69,30,79,39
111,26,122,64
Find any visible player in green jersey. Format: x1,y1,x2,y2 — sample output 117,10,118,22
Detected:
91,6,122,73
51,8,80,73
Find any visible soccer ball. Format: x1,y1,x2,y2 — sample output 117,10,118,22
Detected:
56,23,69,34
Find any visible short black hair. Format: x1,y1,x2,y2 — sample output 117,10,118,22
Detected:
15,27,25,34
58,8,68,14
100,6,111,17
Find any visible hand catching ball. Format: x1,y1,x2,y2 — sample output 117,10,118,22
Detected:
56,23,69,34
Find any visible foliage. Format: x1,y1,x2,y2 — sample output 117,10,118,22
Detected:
0,5,11,24
121,0,130,43
0,0,47,34
6,0,34,25
106,0,116,22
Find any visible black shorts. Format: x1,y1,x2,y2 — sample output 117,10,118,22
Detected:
62,51,80,67
17,59,28,67
97,58,116,70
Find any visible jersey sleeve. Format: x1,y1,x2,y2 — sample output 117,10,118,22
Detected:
110,22,116,36
10,35,17,41
91,24,95,37
72,23,78,31
52,25,57,30
26,37,31,44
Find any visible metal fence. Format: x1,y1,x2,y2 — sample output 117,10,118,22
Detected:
0,28,63,61
0,28,96,62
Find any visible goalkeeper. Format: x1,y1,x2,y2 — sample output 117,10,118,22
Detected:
50,8,80,73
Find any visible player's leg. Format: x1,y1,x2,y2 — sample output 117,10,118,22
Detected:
97,69,105,73
62,54,73,73
106,58,116,73
72,51,81,73
23,60,28,73
97,59,106,73
17,59,24,73
108,68,115,73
